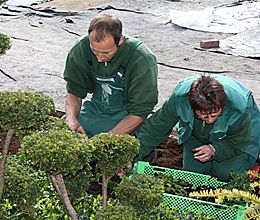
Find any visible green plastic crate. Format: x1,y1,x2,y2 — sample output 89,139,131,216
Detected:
133,161,246,220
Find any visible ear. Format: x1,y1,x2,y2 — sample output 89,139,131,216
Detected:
118,36,125,46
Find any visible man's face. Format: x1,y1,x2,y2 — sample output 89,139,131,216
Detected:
195,108,222,124
89,31,119,63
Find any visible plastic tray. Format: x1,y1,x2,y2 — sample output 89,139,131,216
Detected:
133,161,246,220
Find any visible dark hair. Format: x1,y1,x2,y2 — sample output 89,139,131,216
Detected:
88,14,122,46
188,75,227,114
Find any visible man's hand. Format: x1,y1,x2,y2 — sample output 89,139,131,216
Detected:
193,144,215,162
65,93,87,136
66,118,87,136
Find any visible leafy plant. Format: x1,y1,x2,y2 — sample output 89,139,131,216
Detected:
0,90,55,199
0,33,11,54
0,90,55,136
190,171,260,220
20,129,95,220
94,204,138,220
90,133,140,208
115,174,164,212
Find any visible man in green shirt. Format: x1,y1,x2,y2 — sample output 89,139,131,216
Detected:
63,14,158,137
136,75,260,181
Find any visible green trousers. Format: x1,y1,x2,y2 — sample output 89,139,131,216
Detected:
183,135,257,181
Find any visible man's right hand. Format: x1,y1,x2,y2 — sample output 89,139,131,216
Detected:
67,118,87,136
65,93,87,136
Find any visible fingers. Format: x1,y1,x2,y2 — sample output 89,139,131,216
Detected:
77,126,87,136
193,145,214,162
66,120,88,137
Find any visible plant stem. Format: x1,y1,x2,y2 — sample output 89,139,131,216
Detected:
102,172,109,208
50,174,78,220
0,128,14,199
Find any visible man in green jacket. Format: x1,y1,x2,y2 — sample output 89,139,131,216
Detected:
136,75,260,181
63,14,158,137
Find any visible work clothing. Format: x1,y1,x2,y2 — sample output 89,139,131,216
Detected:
136,75,260,181
64,35,158,137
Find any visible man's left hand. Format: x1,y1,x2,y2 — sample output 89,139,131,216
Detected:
193,144,215,162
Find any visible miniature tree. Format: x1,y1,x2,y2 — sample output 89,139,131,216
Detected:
20,129,95,220
90,133,140,208
115,174,165,213
0,90,55,199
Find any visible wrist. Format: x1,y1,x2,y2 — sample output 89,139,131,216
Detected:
209,144,216,157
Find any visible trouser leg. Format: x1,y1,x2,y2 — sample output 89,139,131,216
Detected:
212,153,257,181
183,135,212,175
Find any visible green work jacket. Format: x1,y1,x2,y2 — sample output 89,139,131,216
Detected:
137,75,260,161
64,35,158,119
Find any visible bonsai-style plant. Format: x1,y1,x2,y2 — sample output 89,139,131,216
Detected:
115,174,165,213
90,133,140,208
20,129,95,220
0,90,55,199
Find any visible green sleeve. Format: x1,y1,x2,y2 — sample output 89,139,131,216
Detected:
63,37,94,99
137,94,179,147
212,113,251,161
125,45,158,119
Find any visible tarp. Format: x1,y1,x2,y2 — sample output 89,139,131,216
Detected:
169,1,260,34
169,1,260,58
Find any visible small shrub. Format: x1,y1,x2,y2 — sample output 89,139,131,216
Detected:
0,32,11,54
90,133,140,208
115,174,165,211
0,90,55,137
21,129,94,176
94,204,138,220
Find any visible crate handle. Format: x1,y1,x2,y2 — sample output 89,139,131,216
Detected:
153,167,166,172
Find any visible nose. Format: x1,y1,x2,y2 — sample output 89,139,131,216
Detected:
95,53,107,62
206,116,215,124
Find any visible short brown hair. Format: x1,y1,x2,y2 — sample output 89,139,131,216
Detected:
88,14,122,46
188,75,227,113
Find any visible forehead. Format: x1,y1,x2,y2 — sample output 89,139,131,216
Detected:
89,32,115,48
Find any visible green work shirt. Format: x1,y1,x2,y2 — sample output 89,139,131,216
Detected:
63,35,158,119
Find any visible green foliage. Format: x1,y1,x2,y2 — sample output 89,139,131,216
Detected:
91,133,140,177
40,116,70,132
63,170,92,200
74,194,103,219
115,174,165,211
225,171,254,193
0,155,68,219
148,204,215,220
94,204,138,220
158,174,191,197
3,156,44,209
0,32,11,54
0,90,55,137
20,129,95,176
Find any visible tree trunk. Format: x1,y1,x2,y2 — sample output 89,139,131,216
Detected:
102,172,109,208
0,129,14,199
50,174,78,220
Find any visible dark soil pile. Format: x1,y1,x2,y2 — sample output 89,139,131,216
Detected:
152,130,183,170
